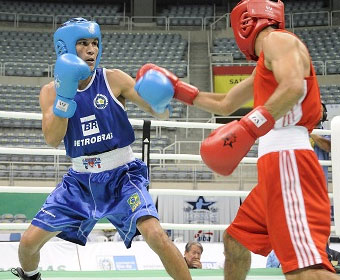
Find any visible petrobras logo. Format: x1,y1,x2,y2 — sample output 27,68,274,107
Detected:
88,23,96,34
74,132,113,147
94,93,108,110
81,114,100,136
74,114,113,147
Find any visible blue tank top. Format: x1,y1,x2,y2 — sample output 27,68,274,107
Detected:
64,68,135,158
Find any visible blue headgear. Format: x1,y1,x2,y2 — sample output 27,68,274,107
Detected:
54,18,102,71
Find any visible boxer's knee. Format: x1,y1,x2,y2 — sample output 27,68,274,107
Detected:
223,231,250,261
19,231,40,255
19,226,56,255
138,216,168,251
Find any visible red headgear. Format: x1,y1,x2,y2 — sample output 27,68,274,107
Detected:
230,0,285,61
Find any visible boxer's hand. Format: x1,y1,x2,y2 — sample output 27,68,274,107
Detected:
200,106,275,176
136,63,199,105
53,53,91,118
134,69,174,113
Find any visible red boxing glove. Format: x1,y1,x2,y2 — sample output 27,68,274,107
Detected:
200,106,275,176
136,63,199,105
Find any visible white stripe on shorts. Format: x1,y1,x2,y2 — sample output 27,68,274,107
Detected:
279,150,321,268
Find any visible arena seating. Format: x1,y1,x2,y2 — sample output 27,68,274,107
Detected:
0,0,338,186
157,4,214,27
151,165,214,182
100,32,188,77
0,1,123,25
320,85,340,104
0,31,188,78
284,0,326,12
212,26,340,75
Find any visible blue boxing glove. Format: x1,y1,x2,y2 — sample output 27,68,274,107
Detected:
53,53,91,118
134,69,174,114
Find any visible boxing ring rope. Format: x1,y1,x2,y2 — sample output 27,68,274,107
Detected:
0,110,332,133
0,187,335,232
0,111,338,236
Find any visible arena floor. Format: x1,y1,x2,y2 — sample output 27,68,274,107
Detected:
0,268,284,279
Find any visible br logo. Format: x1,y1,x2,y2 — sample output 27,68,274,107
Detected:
80,114,100,136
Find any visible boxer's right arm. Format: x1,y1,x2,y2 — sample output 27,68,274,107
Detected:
40,82,68,148
193,72,255,116
200,106,275,176
40,54,91,147
53,53,91,118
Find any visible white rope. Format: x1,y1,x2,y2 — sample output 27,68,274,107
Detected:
0,110,331,134
0,222,229,231
0,222,335,232
0,186,333,199
0,147,261,164
0,147,331,166
0,186,249,196
0,110,335,234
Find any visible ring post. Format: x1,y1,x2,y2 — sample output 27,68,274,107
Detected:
331,116,340,236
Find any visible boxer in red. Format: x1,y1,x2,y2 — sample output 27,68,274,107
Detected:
135,1,338,279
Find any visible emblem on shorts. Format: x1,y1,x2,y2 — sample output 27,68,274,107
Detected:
223,133,236,148
94,93,108,109
127,193,141,212
82,157,102,169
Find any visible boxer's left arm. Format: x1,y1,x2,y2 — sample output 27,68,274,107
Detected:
105,69,169,119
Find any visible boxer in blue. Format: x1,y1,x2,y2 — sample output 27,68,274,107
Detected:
11,18,191,280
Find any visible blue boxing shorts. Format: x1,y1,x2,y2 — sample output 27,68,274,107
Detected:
31,159,159,248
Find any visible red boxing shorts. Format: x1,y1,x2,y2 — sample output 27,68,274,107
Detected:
227,149,334,273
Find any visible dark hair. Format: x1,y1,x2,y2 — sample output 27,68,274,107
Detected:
185,241,203,253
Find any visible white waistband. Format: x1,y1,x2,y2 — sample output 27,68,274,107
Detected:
72,146,135,173
258,126,313,158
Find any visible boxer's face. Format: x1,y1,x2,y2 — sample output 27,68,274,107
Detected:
76,38,99,71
